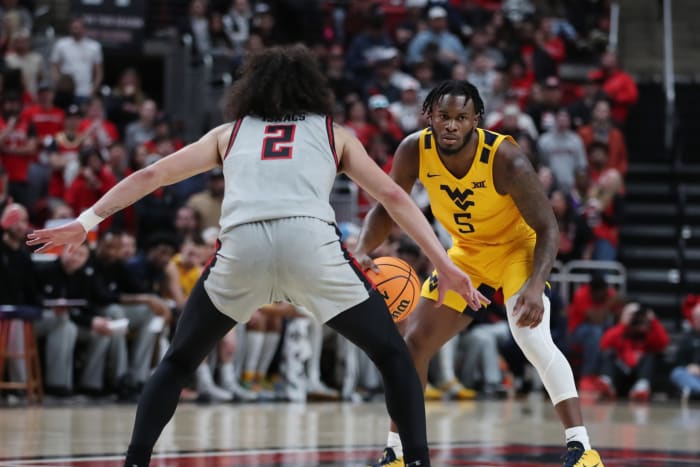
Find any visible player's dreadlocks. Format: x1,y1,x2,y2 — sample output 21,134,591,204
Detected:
421,80,485,118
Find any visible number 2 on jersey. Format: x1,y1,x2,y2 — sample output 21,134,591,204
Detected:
262,124,296,159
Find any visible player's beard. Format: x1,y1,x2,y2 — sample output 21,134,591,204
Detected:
432,127,475,156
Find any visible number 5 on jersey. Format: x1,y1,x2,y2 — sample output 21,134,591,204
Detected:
262,124,296,159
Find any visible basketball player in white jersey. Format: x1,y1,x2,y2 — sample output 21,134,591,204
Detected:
27,45,489,467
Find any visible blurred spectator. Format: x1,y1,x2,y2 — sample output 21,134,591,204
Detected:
46,104,83,201
36,243,120,395
578,99,628,176
325,44,356,103
0,0,32,34
568,72,607,129
179,0,212,58
53,73,77,111
367,94,403,150
0,90,37,207
4,28,45,99
537,108,587,194
406,6,467,67
467,51,498,109
344,98,378,148
78,96,119,151
345,5,393,81
93,231,163,398
567,273,617,390
550,190,592,263
465,27,505,69
670,303,700,401
208,11,236,58
599,304,669,402
50,17,103,105
597,51,638,125
459,299,509,398
124,99,157,153
502,0,535,24
526,75,563,134
0,203,39,307
569,167,591,213
186,167,224,230
412,61,436,103
125,232,178,322
366,133,393,174
107,68,146,135
389,78,422,134
486,101,538,141
585,147,624,261
65,147,117,231
363,48,402,102
505,58,534,108
250,2,286,46
533,15,566,80
20,81,65,139
173,205,202,244
224,0,252,52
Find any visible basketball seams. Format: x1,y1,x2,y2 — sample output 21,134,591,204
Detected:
368,256,420,321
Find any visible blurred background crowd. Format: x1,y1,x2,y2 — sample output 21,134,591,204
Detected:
1,0,699,407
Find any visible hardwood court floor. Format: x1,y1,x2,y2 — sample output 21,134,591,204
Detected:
0,398,699,466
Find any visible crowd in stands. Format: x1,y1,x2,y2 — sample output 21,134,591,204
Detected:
1,0,698,405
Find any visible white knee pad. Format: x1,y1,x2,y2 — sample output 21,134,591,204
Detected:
506,292,578,405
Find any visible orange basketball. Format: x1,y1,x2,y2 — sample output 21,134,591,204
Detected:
365,256,421,323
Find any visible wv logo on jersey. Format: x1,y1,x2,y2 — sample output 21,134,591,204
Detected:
428,271,439,292
440,185,477,234
440,185,474,210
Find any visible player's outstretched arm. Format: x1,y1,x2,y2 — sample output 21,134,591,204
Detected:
337,126,488,310
353,130,420,263
27,124,230,252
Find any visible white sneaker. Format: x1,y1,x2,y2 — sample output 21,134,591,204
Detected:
196,366,233,402
307,380,340,400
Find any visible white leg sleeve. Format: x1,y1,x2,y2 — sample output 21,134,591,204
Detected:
506,292,578,405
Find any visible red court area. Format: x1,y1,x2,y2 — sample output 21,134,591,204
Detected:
4,444,699,467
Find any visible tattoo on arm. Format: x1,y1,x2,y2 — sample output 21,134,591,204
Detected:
501,147,559,287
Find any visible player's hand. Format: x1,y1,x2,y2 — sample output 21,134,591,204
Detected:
26,221,87,253
354,252,380,274
92,317,112,336
435,263,490,310
513,284,544,328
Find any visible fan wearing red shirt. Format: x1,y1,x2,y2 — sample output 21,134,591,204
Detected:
47,104,86,199
567,274,617,390
598,51,638,125
78,96,119,150
20,82,65,139
599,304,669,402
65,147,117,231
0,91,38,207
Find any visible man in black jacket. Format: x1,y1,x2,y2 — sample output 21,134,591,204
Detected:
93,231,167,395
35,242,122,395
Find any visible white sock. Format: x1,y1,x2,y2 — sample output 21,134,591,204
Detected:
438,336,458,383
565,426,591,451
257,332,281,377
244,331,265,376
387,431,403,458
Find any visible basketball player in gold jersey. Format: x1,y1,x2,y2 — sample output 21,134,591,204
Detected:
355,81,604,467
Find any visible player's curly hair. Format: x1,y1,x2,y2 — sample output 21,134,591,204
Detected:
225,44,333,120
421,80,485,118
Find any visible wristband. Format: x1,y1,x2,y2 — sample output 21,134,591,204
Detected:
76,207,104,232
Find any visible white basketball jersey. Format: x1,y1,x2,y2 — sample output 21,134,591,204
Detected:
219,113,339,232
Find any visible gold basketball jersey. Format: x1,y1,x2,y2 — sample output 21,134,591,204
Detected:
418,127,536,253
